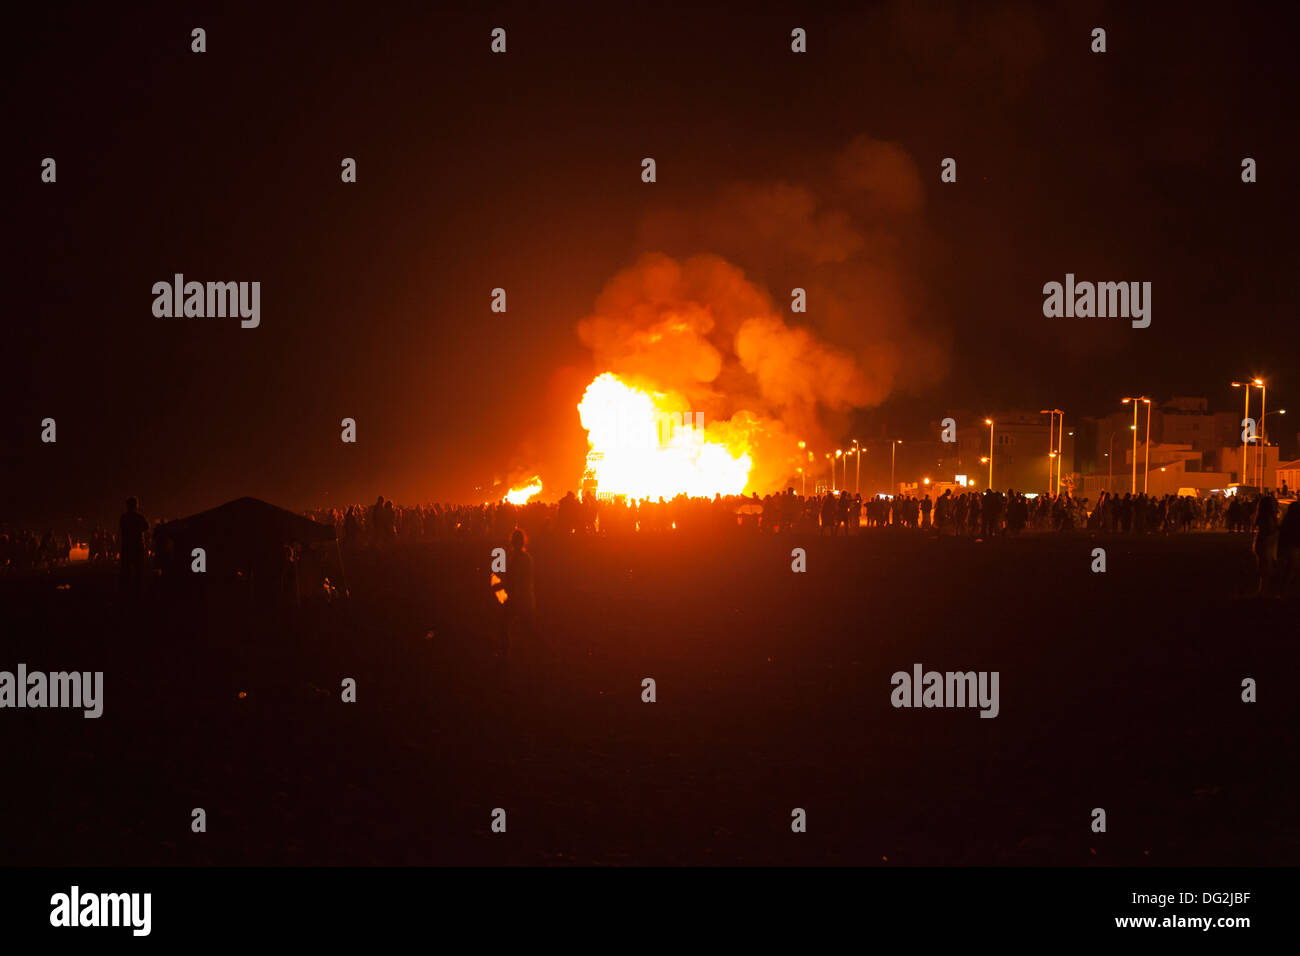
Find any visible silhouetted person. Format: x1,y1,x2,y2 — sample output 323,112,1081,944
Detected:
384,499,397,541
1278,500,1300,595
495,527,536,664
119,496,148,598
1253,492,1280,597
935,489,951,533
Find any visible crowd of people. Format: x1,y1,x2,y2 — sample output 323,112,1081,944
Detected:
303,497,566,546
0,524,140,574
306,487,1292,542
5,488,1298,597
0,529,74,572
303,486,1298,600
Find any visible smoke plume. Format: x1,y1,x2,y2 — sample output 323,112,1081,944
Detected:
576,136,949,492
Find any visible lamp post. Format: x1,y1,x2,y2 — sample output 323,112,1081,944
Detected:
1121,398,1143,493
984,419,994,490
1231,382,1252,486
890,440,902,496
1263,408,1287,489
1054,410,1063,495
1039,408,1063,495
1140,399,1152,493
1039,409,1055,494
1255,378,1266,489
851,440,861,494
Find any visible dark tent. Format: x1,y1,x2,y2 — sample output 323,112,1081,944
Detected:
155,497,335,548
153,497,344,601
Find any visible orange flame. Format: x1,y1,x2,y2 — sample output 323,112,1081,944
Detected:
505,478,542,505
577,372,752,499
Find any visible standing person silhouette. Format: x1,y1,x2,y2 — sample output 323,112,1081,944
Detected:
119,496,149,599
1278,499,1300,595
492,527,536,665
1253,491,1280,597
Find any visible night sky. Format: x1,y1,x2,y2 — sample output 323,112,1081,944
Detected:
7,1,1297,523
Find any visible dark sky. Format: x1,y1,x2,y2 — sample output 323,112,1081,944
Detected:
6,1,1297,523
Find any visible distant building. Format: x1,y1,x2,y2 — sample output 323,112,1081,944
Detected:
1088,397,1238,472
1079,439,1285,497
1276,459,1300,496
953,412,1072,494
1158,397,1240,453
1216,443,1285,489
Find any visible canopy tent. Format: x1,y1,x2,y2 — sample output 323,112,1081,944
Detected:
153,497,345,599
154,497,335,549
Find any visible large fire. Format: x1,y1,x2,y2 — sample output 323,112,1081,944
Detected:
577,372,752,499
505,478,542,505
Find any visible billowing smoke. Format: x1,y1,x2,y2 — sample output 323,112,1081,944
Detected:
575,135,949,493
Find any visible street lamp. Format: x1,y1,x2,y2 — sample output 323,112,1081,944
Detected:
1121,402,1138,492
1055,413,1064,495
1264,408,1287,488
1121,398,1149,493
890,439,902,496
1255,378,1267,489
1058,416,1068,495
851,440,862,494
1140,399,1152,493
1232,382,1253,486
1039,408,1063,495
984,419,994,490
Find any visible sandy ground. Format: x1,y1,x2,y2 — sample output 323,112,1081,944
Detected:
1,529,1295,866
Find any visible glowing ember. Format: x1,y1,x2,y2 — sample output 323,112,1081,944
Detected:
505,478,543,505
577,372,751,499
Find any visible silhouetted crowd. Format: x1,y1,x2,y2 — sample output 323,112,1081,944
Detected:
301,487,1297,598
0,529,74,572
307,487,1293,542
5,487,1298,600
0,523,147,573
